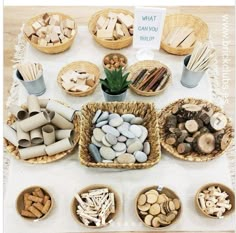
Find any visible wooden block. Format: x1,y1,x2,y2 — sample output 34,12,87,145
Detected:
38,18,46,26
38,38,47,46
45,35,51,42
49,15,60,26
52,26,62,34
179,32,196,48
101,19,109,30
64,19,75,29
108,12,117,18
32,21,42,31
47,43,53,47
59,33,65,40
46,25,53,34
106,17,117,32
71,29,76,37
97,29,113,39
96,15,106,29
61,37,69,43
64,28,72,38
24,25,35,37
115,23,124,38
31,35,38,44
117,13,133,28
42,13,50,22
50,32,60,43
36,27,47,38
62,81,75,91
121,23,130,37
53,41,61,46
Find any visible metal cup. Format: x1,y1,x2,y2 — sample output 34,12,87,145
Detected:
180,55,206,88
16,70,46,96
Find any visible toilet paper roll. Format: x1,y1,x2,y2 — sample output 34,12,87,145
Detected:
19,145,46,160
30,128,43,144
27,95,41,116
9,104,28,120
50,112,74,129
45,138,73,156
38,99,49,108
55,129,74,140
46,100,75,121
20,112,50,132
42,125,55,145
17,122,31,147
3,123,18,147
10,122,17,130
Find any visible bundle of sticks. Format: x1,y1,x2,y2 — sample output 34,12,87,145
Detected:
131,66,170,92
17,63,43,81
186,41,216,72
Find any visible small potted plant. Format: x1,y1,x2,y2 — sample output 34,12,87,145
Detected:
100,67,131,102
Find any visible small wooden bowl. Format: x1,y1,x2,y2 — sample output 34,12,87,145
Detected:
135,185,182,229
24,12,77,54
195,183,235,219
161,14,208,55
57,61,100,97
71,184,121,228
16,186,53,221
103,53,128,71
127,60,172,97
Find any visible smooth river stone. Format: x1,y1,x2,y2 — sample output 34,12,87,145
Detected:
143,141,150,155
92,110,102,124
102,160,113,163
97,111,109,123
93,128,105,142
108,113,120,121
91,136,103,147
109,116,123,127
89,144,102,162
117,135,127,142
117,122,130,133
105,133,117,145
102,125,120,137
117,153,136,164
96,120,108,128
122,114,135,122
139,125,148,143
131,117,144,125
126,138,139,147
134,151,147,163
130,125,142,137
102,136,111,147
112,142,126,152
116,149,126,157
120,129,135,139
127,141,143,153
100,146,116,160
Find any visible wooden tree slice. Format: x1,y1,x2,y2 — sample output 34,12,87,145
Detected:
185,120,199,133
197,133,215,154
210,112,227,131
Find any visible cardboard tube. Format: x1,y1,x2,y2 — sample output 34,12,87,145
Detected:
46,100,75,121
30,128,43,144
38,99,49,108
45,138,73,156
55,129,74,140
9,104,28,120
50,112,74,129
10,122,17,130
3,123,18,147
17,122,31,147
20,112,50,132
27,95,41,116
42,125,55,145
19,145,46,160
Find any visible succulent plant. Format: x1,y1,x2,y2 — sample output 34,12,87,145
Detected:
100,67,131,95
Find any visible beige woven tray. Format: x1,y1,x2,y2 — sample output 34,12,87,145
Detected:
158,98,234,162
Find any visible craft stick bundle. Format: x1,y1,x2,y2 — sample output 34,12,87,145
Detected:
17,63,43,81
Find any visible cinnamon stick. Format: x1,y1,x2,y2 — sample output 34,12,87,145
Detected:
137,68,159,89
134,67,157,87
132,69,147,85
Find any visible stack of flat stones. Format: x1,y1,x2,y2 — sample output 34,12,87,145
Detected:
88,110,151,164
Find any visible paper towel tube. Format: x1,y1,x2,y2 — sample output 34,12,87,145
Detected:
46,100,75,121
9,104,28,120
27,95,41,116
45,138,73,156
30,128,43,144
3,123,18,147
38,99,49,108
19,145,46,160
42,125,55,145
55,129,74,140
20,112,50,132
17,122,31,147
49,112,74,129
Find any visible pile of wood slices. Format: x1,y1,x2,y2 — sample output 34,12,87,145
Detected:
164,103,230,155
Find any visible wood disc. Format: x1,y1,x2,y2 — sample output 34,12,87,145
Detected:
138,194,147,206
197,133,215,154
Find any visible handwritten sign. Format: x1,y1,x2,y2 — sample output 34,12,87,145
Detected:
133,7,166,49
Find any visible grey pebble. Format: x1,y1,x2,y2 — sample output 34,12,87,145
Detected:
131,117,144,125
112,142,126,152
139,125,148,143
102,159,113,163
120,129,135,139
108,113,120,121
109,116,123,127
102,136,111,147
96,120,108,128
93,128,105,142
97,111,109,123
91,136,103,147
143,141,150,155
102,125,120,137
117,122,130,133
115,149,126,157
134,151,147,163
130,125,142,137
122,114,135,122
100,146,116,160
89,144,102,162
105,133,117,145
117,135,127,142
127,141,143,153
126,138,139,147
117,153,136,164
92,110,102,124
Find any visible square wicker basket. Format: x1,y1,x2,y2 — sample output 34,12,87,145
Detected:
79,102,161,169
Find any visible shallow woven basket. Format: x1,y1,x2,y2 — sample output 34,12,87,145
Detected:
158,98,234,162
135,185,182,229
57,61,100,97
127,60,172,97
88,8,133,50
195,183,235,219
4,100,80,164
71,184,121,228
24,12,77,54
161,14,209,55
79,102,161,169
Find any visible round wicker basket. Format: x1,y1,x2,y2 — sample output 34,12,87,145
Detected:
161,14,209,55
88,8,133,49
24,12,77,54
57,61,100,97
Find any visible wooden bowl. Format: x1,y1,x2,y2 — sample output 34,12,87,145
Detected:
195,183,235,219
16,186,53,221
161,14,209,55
24,12,77,54
88,8,133,50
71,184,121,228
135,185,182,229
57,61,100,97
127,60,172,96
103,53,128,71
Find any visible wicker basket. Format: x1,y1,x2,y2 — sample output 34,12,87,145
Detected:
71,184,121,228
161,14,209,55
88,8,133,50
127,60,172,97
135,185,182,229
195,183,235,219
158,98,234,162
4,100,80,164
79,102,161,169
57,61,100,97
24,12,77,54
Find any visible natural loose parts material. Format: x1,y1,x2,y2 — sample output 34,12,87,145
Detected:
17,63,43,81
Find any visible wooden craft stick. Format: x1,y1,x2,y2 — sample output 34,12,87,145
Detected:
179,32,196,48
